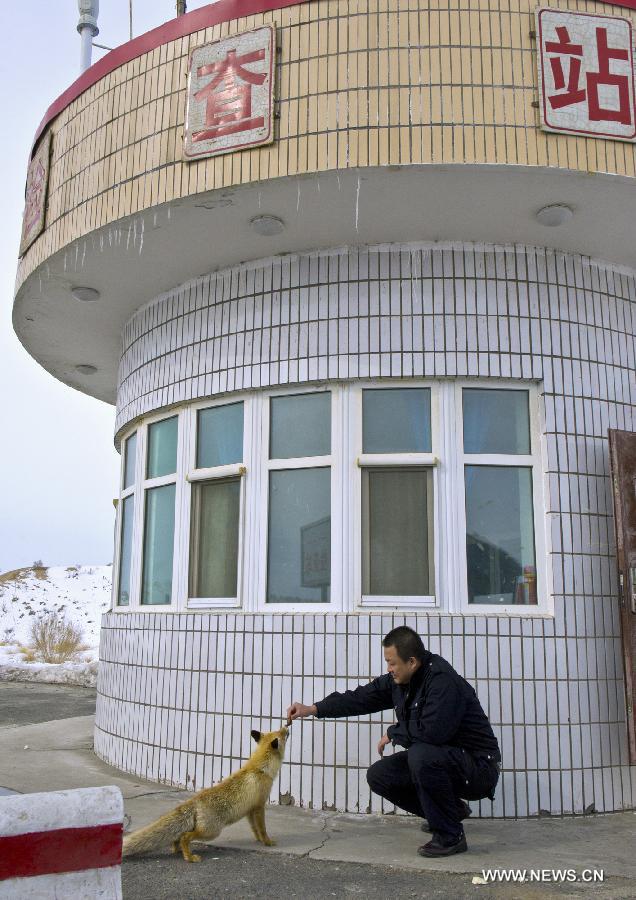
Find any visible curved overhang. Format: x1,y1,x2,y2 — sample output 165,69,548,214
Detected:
13,163,636,405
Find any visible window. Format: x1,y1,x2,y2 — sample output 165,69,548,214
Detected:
189,402,244,606
266,392,331,604
141,416,178,605
358,388,436,606
116,432,137,606
113,381,545,614
462,389,538,605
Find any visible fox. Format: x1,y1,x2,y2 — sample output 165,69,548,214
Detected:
122,725,289,862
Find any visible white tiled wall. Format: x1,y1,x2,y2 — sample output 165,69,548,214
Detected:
97,244,636,815
95,611,635,815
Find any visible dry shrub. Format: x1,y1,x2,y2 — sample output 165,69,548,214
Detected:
28,614,87,664
0,568,28,586
18,646,38,663
33,565,48,581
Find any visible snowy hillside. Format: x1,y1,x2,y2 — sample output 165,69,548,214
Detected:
0,565,112,678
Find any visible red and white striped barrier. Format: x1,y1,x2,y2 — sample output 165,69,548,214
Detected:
0,785,123,899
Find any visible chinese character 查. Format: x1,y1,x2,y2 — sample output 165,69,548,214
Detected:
192,48,268,143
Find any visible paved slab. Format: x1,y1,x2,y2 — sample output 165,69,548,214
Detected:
0,681,96,728
0,698,634,898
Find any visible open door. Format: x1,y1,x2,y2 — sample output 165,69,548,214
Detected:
608,429,636,764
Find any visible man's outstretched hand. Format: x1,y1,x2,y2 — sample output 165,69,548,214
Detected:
377,733,391,755
286,701,318,721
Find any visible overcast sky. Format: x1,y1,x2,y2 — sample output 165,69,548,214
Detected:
0,2,215,572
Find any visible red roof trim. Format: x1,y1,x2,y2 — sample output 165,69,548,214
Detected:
32,0,636,152
32,0,310,150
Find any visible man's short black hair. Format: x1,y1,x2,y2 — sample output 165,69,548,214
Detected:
382,626,426,663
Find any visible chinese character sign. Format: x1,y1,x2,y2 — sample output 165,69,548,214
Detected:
536,9,636,141
19,132,52,257
184,26,275,160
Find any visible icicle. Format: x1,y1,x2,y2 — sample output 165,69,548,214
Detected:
258,190,262,209
81,241,86,268
138,217,145,255
355,174,361,233
126,222,132,252
296,180,301,213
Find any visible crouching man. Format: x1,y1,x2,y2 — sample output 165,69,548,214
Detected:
287,625,500,857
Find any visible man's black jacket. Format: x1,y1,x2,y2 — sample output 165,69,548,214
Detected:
314,650,500,760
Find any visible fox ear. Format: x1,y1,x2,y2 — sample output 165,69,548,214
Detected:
251,730,262,743
270,738,279,750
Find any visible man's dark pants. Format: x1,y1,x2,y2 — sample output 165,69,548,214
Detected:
367,743,499,840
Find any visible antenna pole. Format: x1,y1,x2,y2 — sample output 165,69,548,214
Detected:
77,1,100,73
177,2,187,16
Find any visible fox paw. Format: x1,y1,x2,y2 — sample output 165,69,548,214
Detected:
185,853,201,863
262,838,276,847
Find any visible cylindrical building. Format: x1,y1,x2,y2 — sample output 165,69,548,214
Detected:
14,0,636,817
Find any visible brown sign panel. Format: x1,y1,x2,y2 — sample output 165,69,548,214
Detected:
608,428,636,763
19,131,52,257
184,25,275,161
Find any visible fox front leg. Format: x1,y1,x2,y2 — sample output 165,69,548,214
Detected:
249,805,276,846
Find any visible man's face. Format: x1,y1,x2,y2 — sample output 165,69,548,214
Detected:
384,645,420,685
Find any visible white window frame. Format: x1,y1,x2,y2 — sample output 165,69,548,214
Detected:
111,379,550,617
183,397,249,609
134,411,181,611
252,384,342,613
112,431,138,609
351,381,440,609
453,381,550,616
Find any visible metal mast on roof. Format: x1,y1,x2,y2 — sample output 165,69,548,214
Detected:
177,2,188,15
77,1,99,73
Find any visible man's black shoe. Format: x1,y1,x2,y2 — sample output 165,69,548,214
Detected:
418,831,468,858
420,800,472,832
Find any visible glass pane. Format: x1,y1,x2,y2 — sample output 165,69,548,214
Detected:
362,468,433,595
270,393,331,459
123,433,137,489
147,416,178,478
267,468,330,603
363,388,431,453
197,403,243,469
190,479,240,598
117,495,134,606
465,465,536,605
463,389,530,455
141,484,176,605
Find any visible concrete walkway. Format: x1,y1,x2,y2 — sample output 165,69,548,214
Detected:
1,710,635,893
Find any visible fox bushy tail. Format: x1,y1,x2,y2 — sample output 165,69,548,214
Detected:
122,802,196,857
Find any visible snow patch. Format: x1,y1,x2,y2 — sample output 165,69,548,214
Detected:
0,565,112,686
